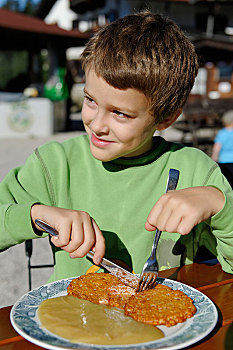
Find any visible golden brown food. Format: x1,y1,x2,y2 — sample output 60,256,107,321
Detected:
124,284,196,327
107,284,136,309
67,272,124,305
67,273,196,327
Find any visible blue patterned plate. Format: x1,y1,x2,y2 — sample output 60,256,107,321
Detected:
10,277,218,350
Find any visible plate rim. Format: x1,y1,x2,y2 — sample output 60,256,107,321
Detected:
10,276,218,350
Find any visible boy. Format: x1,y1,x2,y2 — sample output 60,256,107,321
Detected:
0,11,233,282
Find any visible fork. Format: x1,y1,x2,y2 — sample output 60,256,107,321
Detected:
137,168,180,292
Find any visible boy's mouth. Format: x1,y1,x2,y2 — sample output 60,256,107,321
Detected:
91,133,114,147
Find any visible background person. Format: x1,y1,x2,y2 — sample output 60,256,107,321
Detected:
212,110,233,188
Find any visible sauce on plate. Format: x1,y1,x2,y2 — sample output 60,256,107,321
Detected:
38,295,164,345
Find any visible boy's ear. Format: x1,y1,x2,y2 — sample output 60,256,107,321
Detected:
156,109,182,131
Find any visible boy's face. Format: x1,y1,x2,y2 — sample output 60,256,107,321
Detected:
82,69,157,162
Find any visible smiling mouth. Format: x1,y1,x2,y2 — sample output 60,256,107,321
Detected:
91,133,114,147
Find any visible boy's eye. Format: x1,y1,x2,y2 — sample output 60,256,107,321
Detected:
113,110,132,119
84,95,96,105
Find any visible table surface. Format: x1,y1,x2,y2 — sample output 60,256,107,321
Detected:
0,262,233,350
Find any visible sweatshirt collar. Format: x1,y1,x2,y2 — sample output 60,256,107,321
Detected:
102,136,168,170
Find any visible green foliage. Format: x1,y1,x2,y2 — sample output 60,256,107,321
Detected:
2,0,20,11
0,51,28,90
2,0,37,14
23,0,37,14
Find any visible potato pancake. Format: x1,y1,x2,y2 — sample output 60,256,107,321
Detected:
67,272,124,305
108,284,135,309
124,284,196,327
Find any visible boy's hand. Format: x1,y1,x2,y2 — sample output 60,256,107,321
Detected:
145,186,225,235
31,204,105,265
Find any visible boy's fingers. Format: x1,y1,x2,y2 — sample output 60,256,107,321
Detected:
69,219,96,257
45,211,105,262
50,224,72,247
91,219,105,265
145,221,156,231
176,215,200,236
158,210,181,233
145,205,164,232
63,221,86,253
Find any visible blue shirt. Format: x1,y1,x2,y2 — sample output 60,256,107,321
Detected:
215,128,233,163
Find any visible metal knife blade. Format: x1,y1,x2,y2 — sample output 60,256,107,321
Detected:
87,250,139,290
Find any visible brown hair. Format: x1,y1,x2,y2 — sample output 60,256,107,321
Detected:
81,11,199,123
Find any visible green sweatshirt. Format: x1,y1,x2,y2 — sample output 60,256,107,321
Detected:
1,135,233,281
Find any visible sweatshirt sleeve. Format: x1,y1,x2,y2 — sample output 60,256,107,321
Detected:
0,145,56,250
205,165,233,273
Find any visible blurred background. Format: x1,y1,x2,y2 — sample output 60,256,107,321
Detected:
0,0,233,307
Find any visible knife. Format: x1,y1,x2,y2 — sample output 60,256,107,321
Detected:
35,219,139,290
86,250,139,289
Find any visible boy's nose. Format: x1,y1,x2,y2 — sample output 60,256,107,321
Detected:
90,110,109,134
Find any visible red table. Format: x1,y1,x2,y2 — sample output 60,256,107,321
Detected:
1,263,233,349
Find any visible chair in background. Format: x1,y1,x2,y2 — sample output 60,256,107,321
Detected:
25,239,55,290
